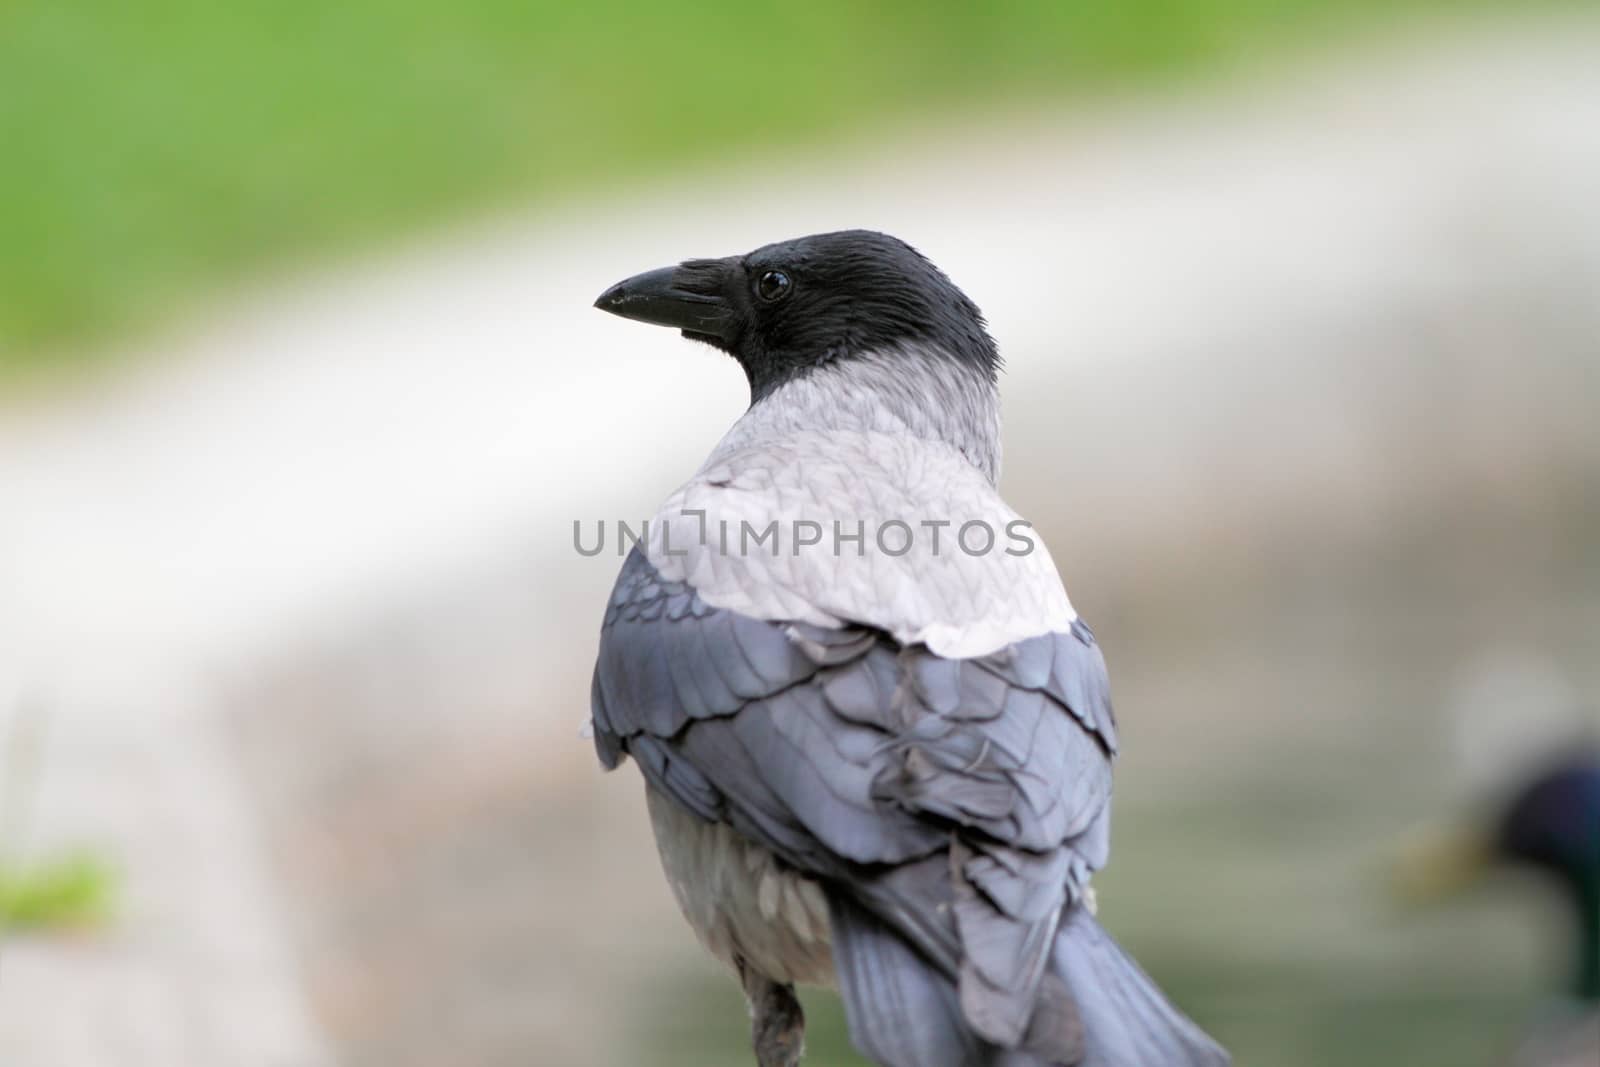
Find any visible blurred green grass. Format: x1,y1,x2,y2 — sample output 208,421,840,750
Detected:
0,0,1550,382
0,854,116,932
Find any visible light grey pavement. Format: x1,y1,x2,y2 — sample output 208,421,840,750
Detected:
1,15,1598,1066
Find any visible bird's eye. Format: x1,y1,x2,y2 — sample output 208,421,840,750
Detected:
756,270,792,302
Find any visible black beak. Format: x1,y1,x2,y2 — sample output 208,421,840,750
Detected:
593,261,738,344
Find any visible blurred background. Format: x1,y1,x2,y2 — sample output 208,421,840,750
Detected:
2,2,1598,1065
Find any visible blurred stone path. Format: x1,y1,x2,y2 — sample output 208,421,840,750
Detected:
1,15,1598,1066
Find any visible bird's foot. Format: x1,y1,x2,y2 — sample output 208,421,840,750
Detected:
738,958,805,1067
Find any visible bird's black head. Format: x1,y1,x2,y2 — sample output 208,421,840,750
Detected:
1495,750,1600,1001
1494,753,1600,877
594,230,999,402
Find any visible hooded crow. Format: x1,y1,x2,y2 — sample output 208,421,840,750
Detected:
590,230,1229,1067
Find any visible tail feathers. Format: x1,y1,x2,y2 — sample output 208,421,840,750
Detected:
831,893,988,1067
828,894,1083,1067
1052,907,1230,1067
831,893,1228,1067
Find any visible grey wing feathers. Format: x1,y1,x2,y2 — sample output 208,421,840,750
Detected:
591,548,1126,1061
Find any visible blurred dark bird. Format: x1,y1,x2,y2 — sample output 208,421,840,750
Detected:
589,231,1228,1067
1394,746,1600,1066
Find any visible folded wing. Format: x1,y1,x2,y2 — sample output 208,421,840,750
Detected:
592,547,1118,1057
